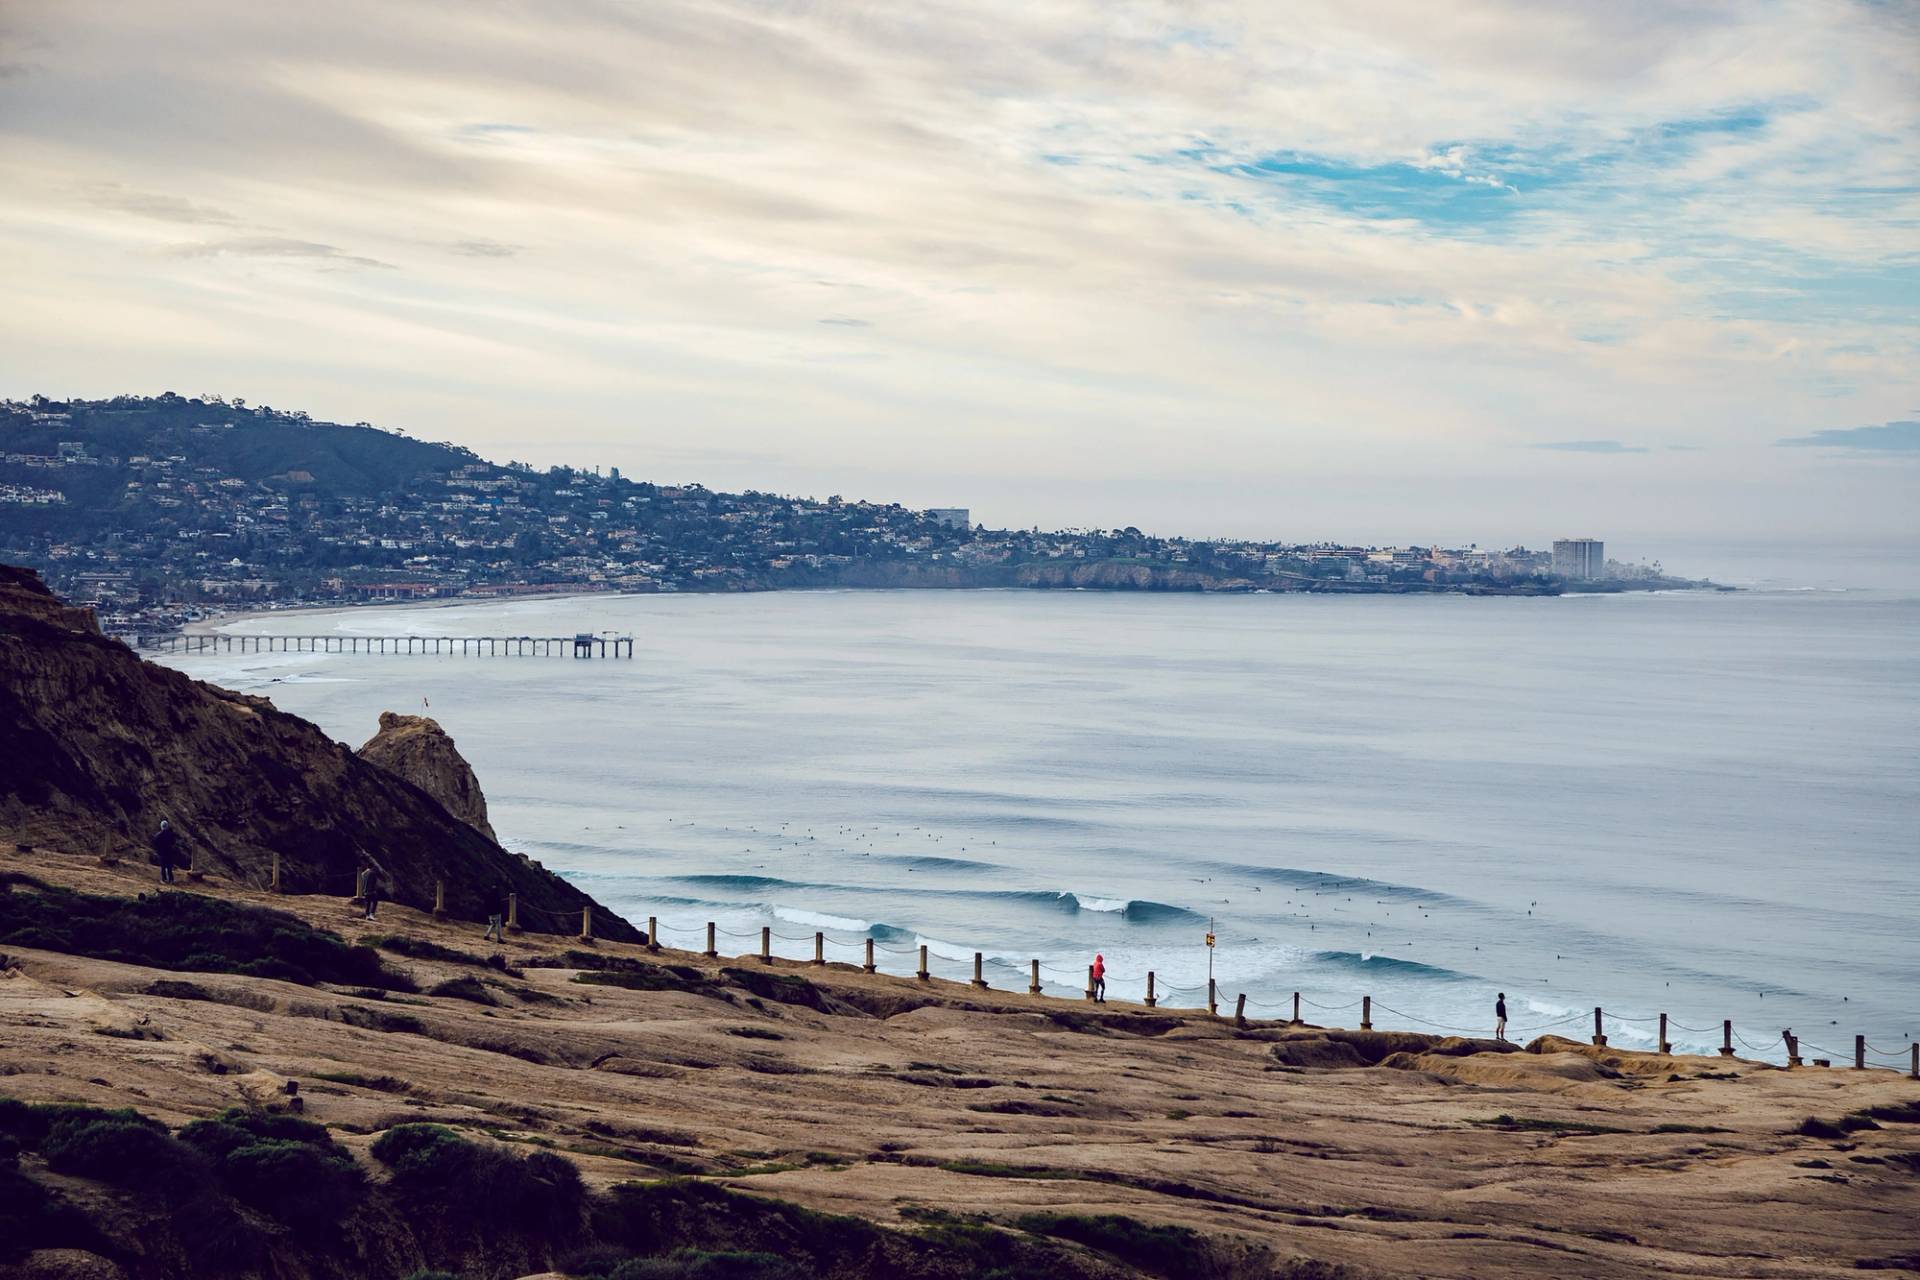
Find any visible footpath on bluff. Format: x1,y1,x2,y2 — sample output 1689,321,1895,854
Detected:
5,841,1920,1280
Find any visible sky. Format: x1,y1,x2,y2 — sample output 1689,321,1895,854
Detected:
1,1,1917,556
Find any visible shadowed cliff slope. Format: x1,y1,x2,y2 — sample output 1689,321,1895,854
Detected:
0,564,635,940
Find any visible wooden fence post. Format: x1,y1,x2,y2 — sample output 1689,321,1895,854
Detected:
1720,1020,1734,1057
352,867,368,905
1144,971,1156,1008
1235,993,1247,1028
1208,978,1218,1018
1029,959,1041,995
1360,995,1371,1030
704,922,717,958
1911,1044,1918,1080
506,892,521,934
648,916,660,953
971,952,988,990
270,850,282,894
1291,991,1301,1024
865,939,877,974
432,878,446,919
579,907,593,942
1786,1032,1803,1068
813,932,825,966
1659,1013,1671,1055
1085,965,1096,1001
917,944,929,982
1854,1035,1865,1071
1592,1007,1607,1047
759,927,771,964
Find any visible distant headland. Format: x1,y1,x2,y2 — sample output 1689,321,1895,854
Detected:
2,395,1720,639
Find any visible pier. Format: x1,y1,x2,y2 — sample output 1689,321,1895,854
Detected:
140,632,636,658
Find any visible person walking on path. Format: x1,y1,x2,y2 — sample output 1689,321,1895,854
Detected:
152,820,180,884
361,866,383,920
484,883,508,942
1092,953,1107,1003
1495,992,1508,1043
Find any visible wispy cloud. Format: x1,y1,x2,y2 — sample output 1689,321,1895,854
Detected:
85,183,239,226
164,237,394,270
447,239,521,258
1532,440,1650,454
1778,420,1920,452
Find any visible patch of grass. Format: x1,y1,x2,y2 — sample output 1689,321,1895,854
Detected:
375,935,489,967
1650,1123,1732,1135
1858,1102,1920,1125
1798,1114,1882,1140
719,968,835,1012
576,965,724,996
427,975,499,1005
608,1249,805,1279
1017,1212,1207,1277
314,1070,412,1093
725,1026,785,1041
180,1108,366,1230
1166,1109,1193,1121
0,885,412,990
966,1100,1078,1117
1473,1114,1632,1136
933,1159,1078,1181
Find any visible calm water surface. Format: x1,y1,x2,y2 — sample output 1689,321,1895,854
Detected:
164,586,1920,1065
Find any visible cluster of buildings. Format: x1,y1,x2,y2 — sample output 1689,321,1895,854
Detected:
1,396,1656,637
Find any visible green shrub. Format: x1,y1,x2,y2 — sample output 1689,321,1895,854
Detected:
609,1249,805,1280
0,1163,102,1262
0,1099,166,1149
378,935,487,966
0,886,413,989
43,1116,204,1187
372,1123,583,1234
178,1108,365,1230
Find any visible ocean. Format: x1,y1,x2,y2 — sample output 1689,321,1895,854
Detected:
158,581,1920,1066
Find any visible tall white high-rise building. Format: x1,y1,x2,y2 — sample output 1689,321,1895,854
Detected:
1552,538,1605,580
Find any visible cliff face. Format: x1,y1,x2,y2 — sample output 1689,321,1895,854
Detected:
357,712,497,841
0,564,635,940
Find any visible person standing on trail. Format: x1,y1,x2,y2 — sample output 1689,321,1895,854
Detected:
153,820,180,884
361,865,384,920
1092,953,1107,1003
484,883,508,942
1495,992,1508,1042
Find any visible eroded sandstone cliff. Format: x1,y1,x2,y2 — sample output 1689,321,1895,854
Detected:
0,564,634,940
356,712,497,841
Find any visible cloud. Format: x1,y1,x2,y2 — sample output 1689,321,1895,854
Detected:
85,183,239,225
165,237,394,270
1777,420,1920,451
819,316,870,327
447,239,521,257
1531,440,1650,454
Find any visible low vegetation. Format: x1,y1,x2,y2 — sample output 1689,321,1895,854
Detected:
0,883,412,989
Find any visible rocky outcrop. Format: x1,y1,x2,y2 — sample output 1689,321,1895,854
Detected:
356,713,496,841
0,565,636,940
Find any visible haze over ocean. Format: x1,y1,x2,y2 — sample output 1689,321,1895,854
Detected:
163,576,1920,1064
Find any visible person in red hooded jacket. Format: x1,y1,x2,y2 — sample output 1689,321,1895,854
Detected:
1091,953,1107,1003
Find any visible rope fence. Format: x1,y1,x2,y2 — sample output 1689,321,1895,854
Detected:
64,844,1917,1080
